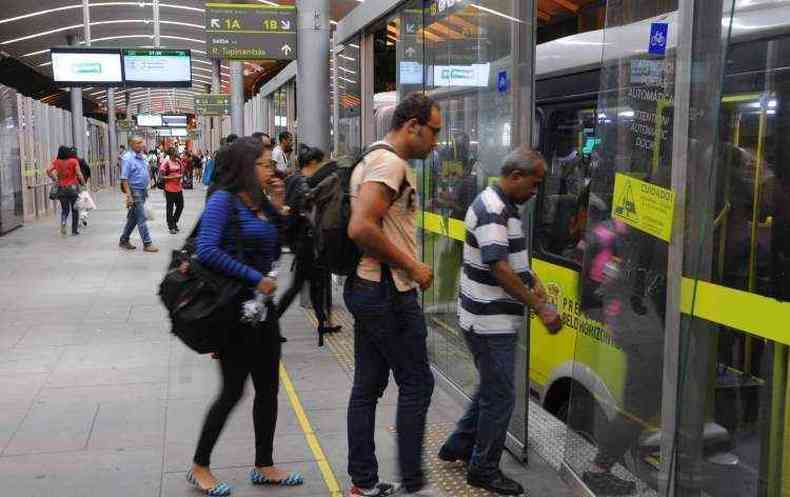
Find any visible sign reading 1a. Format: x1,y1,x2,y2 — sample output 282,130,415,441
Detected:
205,3,297,61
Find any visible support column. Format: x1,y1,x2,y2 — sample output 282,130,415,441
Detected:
107,88,117,185
296,0,330,150
230,60,244,136
212,60,221,149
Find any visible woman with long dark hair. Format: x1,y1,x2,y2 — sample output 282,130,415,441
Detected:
187,137,304,496
160,147,185,234
277,144,341,344
47,145,85,236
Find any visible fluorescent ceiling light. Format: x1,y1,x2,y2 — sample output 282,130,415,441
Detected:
468,4,524,24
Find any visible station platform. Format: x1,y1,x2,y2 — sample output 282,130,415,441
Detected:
0,187,575,497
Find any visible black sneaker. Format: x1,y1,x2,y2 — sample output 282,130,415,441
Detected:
438,444,471,463
467,470,524,495
582,471,636,496
169,228,177,234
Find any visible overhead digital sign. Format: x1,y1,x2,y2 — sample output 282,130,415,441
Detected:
123,49,192,88
162,114,188,127
433,63,491,88
50,48,124,87
136,114,163,127
205,3,297,60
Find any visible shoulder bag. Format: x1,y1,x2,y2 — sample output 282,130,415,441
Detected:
158,197,247,353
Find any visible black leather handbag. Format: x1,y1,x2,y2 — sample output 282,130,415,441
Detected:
158,204,246,354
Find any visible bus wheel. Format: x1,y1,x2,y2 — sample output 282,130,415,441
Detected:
555,385,602,446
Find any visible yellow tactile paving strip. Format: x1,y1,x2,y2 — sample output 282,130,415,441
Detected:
304,306,521,497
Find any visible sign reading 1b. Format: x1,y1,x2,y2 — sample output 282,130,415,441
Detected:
205,3,297,60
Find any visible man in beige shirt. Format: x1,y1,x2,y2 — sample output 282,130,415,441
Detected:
345,94,441,497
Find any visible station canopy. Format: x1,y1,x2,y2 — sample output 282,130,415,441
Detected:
0,0,361,114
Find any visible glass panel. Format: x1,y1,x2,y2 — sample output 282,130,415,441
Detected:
561,0,679,493
679,2,790,497
336,36,362,158
417,0,528,445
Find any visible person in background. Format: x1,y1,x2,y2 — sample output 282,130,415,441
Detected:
276,144,341,343
160,147,184,235
439,147,561,496
272,131,293,174
119,137,158,253
71,147,92,188
252,132,272,147
188,137,304,497
71,147,92,227
345,93,441,497
148,150,160,189
47,145,85,236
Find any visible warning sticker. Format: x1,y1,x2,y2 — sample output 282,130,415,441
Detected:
612,173,675,241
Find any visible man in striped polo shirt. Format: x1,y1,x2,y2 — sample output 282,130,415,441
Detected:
439,146,562,495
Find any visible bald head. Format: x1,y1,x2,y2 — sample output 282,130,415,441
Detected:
129,136,145,153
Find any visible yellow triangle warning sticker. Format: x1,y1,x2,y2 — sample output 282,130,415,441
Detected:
614,179,639,223
611,173,675,242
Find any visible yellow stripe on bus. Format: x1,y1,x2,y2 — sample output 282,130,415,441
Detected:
419,210,790,346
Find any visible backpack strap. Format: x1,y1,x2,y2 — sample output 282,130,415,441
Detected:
354,143,407,202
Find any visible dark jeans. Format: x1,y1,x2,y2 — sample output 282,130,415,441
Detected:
164,190,184,230
442,329,517,477
193,321,282,467
344,275,435,492
59,193,79,234
120,189,152,245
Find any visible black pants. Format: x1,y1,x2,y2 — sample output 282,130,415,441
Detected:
59,194,79,234
277,249,332,326
165,190,184,230
193,321,282,467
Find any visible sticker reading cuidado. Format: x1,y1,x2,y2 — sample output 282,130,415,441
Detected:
612,172,676,242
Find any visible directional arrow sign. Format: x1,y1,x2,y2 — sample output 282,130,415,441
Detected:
205,3,297,61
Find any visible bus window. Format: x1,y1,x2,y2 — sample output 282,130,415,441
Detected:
537,106,597,265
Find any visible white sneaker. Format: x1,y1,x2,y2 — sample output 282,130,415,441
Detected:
349,481,402,496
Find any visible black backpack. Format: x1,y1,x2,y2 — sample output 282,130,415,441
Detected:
158,199,246,353
310,144,397,276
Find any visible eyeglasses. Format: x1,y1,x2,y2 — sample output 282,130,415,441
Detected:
423,123,442,137
255,160,275,170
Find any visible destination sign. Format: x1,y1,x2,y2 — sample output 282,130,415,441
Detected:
205,3,297,60
194,94,231,116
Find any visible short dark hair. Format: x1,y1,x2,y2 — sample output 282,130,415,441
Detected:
391,93,438,131
216,136,268,209
166,147,177,158
297,144,325,170
501,146,546,177
278,131,292,143
57,145,72,160
225,134,238,145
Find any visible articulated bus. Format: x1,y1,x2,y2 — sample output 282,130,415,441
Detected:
361,2,790,494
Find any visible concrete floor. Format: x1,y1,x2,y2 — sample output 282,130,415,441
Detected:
0,187,575,497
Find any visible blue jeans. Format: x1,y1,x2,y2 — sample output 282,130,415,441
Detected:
344,275,435,492
443,329,517,477
120,189,152,245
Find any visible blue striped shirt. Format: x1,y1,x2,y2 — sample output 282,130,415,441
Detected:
458,185,532,335
196,190,281,286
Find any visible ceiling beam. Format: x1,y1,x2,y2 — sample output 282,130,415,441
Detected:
544,0,580,13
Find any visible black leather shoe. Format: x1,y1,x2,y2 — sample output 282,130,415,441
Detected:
438,444,471,463
467,470,524,496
